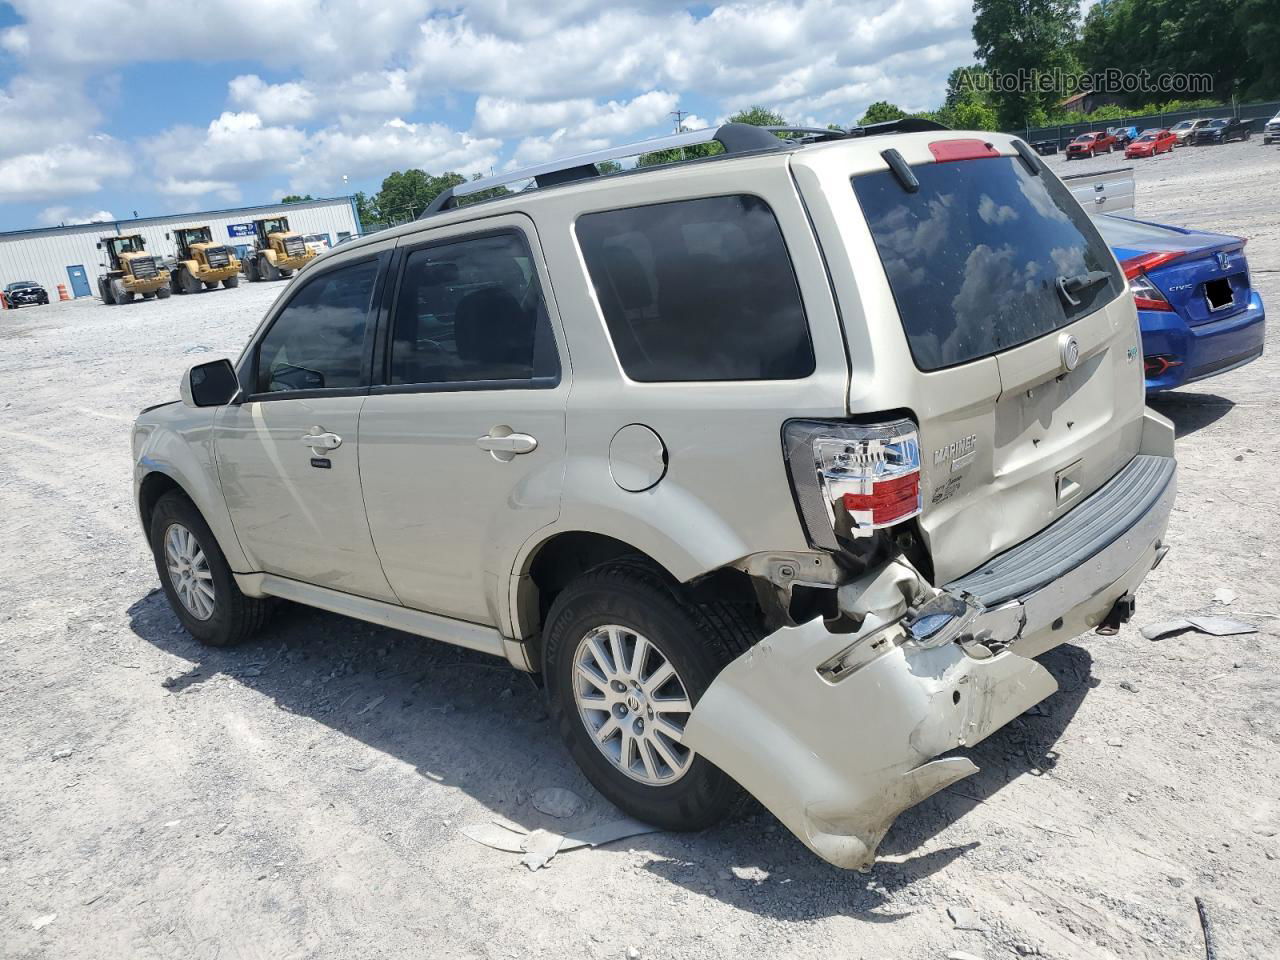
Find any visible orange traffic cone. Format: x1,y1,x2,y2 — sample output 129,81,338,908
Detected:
57,284,70,301
0,291,7,309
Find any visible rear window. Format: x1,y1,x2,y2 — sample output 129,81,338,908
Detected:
853,155,1123,371
576,195,815,382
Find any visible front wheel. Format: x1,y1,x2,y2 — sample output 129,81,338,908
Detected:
155,286,171,299
111,278,133,304
223,274,239,288
148,492,271,647
543,560,760,831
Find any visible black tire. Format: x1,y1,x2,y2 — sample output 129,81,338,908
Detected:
244,258,259,282
223,275,239,288
179,267,201,295
203,280,218,290
99,277,115,305
542,559,761,831
279,269,293,278
258,254,280,281
111,278,134,304
155,286,172,300
148,491,271,647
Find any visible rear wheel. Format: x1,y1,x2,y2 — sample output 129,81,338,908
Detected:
223,275,239,288
148,491,272,647
243,258,259,282
203,280,218,290
98,277,115,305
142,291,156,300
179,267,201,295
279,269,293,278
155,286,171,299
543,560,760,830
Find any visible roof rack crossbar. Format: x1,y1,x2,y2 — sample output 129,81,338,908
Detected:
419,122,784,217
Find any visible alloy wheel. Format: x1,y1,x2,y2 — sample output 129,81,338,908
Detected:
572,624,694,785
164,522,215,620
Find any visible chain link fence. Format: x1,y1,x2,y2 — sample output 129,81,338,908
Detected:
1011,99,1280,149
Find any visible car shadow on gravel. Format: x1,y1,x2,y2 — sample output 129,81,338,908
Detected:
126,588,1096,922
1148,392,1234,438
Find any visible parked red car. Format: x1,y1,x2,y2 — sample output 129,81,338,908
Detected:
1125,128,1176,158
1065,131,1117,159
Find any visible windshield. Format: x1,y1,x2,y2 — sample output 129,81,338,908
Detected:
8,281,37,289
1136,134,1156,142
1207,119,1227,127
260,217,289,235
1171,122,1191,130
116,236,144,253
853,155,1123,371
1072,134,1094,142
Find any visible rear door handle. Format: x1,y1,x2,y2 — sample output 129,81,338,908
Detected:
476,432,537,456
301,428,342,451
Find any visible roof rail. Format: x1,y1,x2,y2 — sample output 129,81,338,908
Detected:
420,122,784,217
418,117,950,218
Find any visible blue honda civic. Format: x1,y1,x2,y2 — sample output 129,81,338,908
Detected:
1095,214,1266,392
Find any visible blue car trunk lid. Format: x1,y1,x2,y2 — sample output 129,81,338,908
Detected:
1095,215,1251,325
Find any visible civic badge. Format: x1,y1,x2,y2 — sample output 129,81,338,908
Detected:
1058,333,1081,372
1216,251,1231,271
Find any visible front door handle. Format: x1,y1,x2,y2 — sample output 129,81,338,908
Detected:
476,431,537,459
301,428,343,451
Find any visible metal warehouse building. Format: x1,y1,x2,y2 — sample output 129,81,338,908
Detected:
0,196,361,300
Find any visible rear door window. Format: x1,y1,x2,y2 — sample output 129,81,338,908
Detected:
576,195,815,382
853,155,1122,371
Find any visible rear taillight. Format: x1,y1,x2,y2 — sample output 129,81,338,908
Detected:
1120,251,1181,312
1144,355,1182,377
783,419,922,548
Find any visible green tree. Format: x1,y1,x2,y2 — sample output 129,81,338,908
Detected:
1238,0,1280,97
353,190,380,229
972,0,1081,128
725,105,787,127
375,169,466,222
280,194,313,203
858,101,908,125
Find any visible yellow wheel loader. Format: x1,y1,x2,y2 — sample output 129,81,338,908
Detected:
169,226,241,294
242,216,317,282
96,235,172,304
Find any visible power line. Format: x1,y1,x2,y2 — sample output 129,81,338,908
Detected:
670,109,689,133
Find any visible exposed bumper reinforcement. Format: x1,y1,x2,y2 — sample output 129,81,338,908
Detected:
685,450,1175,870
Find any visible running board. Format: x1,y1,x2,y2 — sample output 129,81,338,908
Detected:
235,572,507,659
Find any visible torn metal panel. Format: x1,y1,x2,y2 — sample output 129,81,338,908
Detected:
683,616,1056,871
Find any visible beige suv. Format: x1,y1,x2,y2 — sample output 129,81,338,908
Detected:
132,121,1176,870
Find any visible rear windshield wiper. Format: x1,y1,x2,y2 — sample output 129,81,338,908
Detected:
1056,269,1110,307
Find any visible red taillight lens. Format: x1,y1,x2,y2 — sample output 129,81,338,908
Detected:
841,471,921,526
1119,252,1180,312
928,139,1000,163
1120,251,1183,279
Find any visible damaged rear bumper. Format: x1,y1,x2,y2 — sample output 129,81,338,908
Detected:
685,445,1176,870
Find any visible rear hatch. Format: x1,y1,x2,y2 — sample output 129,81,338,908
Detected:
1095,214,1251,325
801,135,1147,584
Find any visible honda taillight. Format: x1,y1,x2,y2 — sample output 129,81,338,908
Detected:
783,419,922,549
1120,251,1180,312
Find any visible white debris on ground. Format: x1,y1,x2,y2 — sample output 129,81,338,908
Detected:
2,140,1280,958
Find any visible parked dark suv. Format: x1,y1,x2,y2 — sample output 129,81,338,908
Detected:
1190,118,1252,144
4,280,49,306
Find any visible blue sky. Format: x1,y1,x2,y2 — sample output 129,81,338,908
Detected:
0,0,977,231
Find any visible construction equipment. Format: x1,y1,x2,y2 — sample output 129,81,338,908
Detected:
96,235,172,304
242,216,316,282
169,226,241,295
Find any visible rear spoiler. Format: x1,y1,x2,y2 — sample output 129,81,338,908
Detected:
1060,166,1135,215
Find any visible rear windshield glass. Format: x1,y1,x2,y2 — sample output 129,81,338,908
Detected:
853,156,1122,371
576,195,815,382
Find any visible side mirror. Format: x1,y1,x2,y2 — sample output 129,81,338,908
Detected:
165,232,171,240
181,358,240,407
96,241,102,249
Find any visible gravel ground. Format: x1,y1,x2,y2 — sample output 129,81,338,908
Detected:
3,139,1279,960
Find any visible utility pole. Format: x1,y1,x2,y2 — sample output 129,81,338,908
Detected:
670,109,689,133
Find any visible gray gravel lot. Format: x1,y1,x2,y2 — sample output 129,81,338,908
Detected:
2,138,1279,960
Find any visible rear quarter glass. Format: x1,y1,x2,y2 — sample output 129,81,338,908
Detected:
852,155,1123,372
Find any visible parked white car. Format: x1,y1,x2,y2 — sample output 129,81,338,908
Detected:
132,121,1176,870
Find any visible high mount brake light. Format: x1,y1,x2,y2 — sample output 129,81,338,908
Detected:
928,139,1000,163
1120,251,1181,312
783,419,922,549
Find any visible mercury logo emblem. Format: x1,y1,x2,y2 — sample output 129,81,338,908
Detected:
1059,333,1081,372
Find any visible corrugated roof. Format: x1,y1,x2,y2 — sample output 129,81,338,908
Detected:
0,195,357,241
